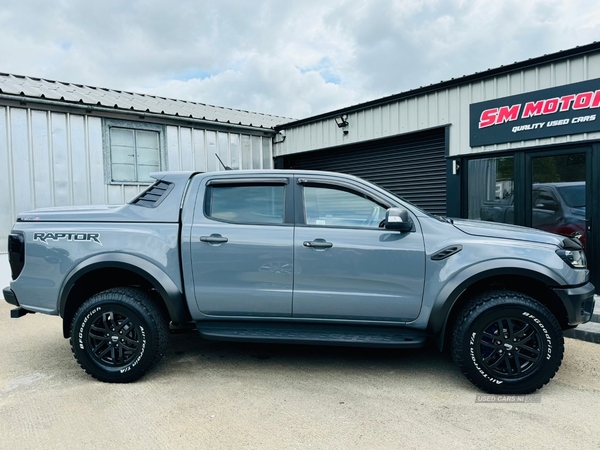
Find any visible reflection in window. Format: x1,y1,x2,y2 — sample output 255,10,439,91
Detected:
468,157,514,224
304,186,386,228
207,185,284,224
531,154,586,246
556,184,585,208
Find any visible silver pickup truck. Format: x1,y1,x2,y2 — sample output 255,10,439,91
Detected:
3,170,595,394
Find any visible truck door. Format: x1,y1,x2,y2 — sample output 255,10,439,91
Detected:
532,186,563,233
190,176,294,316
292,177,426,322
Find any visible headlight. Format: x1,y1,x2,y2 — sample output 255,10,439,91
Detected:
556,248,587,268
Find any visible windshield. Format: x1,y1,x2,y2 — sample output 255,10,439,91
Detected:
557,184,585,208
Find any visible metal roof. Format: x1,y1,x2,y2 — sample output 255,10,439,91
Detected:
0,72,294,129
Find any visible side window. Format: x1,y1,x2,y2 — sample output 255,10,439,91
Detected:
534,189,559,211
303,186,386,228
206,185,285,224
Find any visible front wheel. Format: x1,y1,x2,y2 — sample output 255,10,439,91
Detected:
452,291,564,394
70,288,169,383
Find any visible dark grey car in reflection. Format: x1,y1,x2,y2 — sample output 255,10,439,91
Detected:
480,181,586,246
532,182,586,245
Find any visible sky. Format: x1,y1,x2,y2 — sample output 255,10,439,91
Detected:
1,0,599,120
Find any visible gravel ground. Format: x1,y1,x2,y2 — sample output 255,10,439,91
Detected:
1,298,600,450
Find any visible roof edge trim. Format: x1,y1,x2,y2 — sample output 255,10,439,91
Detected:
0,94,278,134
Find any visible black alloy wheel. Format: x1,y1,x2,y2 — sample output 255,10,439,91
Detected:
70,287,169,383
87,310,143,367
476,317,543,378
452,290,564,394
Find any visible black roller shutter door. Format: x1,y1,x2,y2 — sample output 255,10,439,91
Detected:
282,128,447,215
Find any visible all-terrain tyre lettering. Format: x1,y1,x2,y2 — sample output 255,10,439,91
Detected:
70,287,169,383
452,290,564,394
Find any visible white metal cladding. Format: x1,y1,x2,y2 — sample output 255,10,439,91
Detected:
275,51,600,158
165,126,273,173
0,106,274,252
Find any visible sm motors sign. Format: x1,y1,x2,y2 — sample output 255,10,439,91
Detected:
470,78,600,146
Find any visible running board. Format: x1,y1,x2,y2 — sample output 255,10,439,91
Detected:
196,322,427,348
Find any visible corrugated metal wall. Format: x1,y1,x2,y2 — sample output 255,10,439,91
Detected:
0,106,273,252
275,52,600,158
165,125,272,173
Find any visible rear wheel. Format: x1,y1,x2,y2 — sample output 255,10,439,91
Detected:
70,288,169,383
452,291,563,394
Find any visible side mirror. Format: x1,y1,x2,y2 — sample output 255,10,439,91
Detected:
534,200,558,211
384,208,413,232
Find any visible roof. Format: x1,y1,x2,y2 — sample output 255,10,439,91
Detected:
277,41,600,129
0,72,293,129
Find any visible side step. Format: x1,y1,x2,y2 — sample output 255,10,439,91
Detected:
196,321,428,348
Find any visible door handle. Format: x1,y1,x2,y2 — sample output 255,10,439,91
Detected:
200,234,228,244
303,239,333,249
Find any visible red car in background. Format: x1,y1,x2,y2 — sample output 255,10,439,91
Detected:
532,182,586,247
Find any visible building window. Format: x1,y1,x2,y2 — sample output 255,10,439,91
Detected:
103,119,166,184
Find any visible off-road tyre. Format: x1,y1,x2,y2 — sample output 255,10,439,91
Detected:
452,290,564,394
70,287,169,383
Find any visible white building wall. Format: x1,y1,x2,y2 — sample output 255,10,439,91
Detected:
165,126,273,173
276,52,600,158
0,106,273,252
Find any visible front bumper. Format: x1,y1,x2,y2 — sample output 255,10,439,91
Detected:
553,282,596,326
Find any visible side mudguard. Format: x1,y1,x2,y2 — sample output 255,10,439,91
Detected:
427,260,565,349
59,253,191,324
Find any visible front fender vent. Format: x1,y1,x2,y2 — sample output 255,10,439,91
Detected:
431,245,463,261
129,180,174,208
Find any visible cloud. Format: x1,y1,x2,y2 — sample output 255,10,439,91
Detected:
0,0,598,119
140,55,359,119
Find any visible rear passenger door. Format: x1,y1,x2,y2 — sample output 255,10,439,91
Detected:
190,176,294,316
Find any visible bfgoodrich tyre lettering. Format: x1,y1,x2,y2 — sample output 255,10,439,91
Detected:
522,311,553,360
452,291,564,395
70,288,169,383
